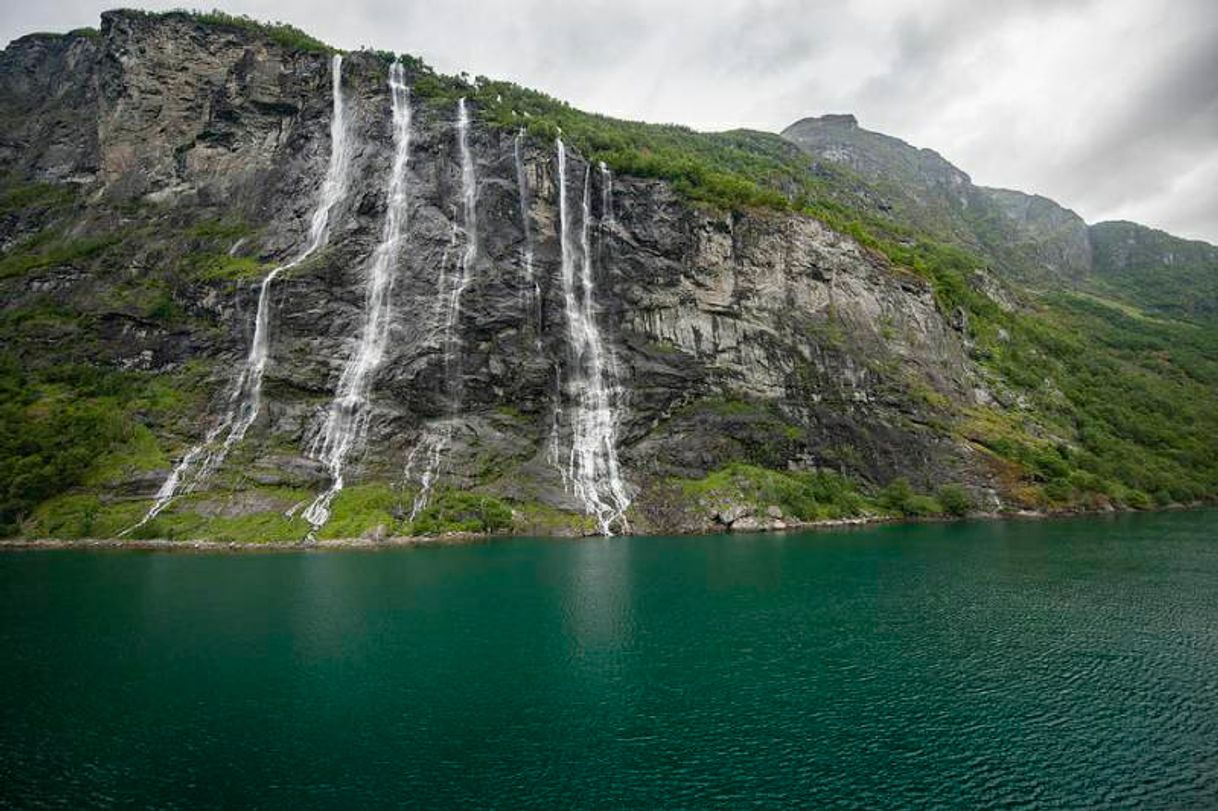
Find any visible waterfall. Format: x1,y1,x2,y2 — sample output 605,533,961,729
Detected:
302,61,412,530
599,161,613,224
514,129,540,330
514,129,534,284
555,139,631,535
406,98,479,518
444,97,477,403
546,365,567,489
125,54,353,535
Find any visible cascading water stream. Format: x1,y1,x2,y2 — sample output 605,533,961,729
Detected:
125,54,353,534
445,97,478,406
554,139,631,534
407,98,479,518
302,62,412,530
514,129,541,333
599,161,613,224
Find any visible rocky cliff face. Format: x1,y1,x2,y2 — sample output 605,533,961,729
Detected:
18,11,1209,540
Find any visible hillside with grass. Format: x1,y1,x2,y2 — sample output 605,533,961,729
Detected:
1,9,1214,541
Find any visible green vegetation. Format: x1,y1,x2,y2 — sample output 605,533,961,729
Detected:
0,233,119,279
119,500,310,543
400,52,1214,517
29,494,145,539
315,483,399,540
128,9,334,54
878,478,942,517
176,218,265,280
401,68,815,212
1089,221,1218,320
677,463,872,522
936,484,975,517
672,464,978,523
1,15,1213,540
409,490,514,536
0,358,190,536
187,218,254,241
510,502,597,536
24,482,521,542
778,195,1218,510
0,181,77,215
185,253,266,281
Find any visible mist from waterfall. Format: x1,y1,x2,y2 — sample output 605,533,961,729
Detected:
555,139,631,535
407,98,478,518
125,54,353,534
303,61,412,530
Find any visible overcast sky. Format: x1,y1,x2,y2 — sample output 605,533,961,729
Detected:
5,0,1217,243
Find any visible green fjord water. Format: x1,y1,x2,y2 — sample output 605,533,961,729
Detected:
1,511,1216,808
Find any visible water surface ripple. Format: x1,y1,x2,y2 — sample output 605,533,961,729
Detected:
1,510,1216,808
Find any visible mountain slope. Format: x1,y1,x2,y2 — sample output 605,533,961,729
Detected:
780,113,1218,320
781,114,1095,287
0,9,1214,541
1088,221,1218,319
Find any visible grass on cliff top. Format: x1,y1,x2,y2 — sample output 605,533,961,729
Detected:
33,10,331,54
358,50,824,212
120,9,333,54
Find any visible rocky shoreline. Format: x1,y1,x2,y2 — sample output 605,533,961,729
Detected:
1,505,1198,553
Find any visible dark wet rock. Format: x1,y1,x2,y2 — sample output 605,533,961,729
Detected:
0,11,1006,528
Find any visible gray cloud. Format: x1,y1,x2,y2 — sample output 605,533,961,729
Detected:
4,0,1216,242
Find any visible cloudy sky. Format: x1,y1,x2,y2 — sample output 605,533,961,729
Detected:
5,0,1217,242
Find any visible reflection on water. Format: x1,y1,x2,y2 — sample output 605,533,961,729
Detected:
566,538,633,653
1,509,1216,808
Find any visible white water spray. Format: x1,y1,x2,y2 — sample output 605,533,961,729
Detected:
514,130,535,283
546,365,567,489
554,139,631,534
303,61,412,530
405,98,480,517
444,97,478,393
125,54,353,534
514,129,541,331
599,161,613,224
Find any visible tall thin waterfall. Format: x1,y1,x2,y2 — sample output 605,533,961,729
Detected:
444,97,477,403
303,61,412,530
599,161,613,224
514,129,540,329
407,98,479,518
555,139,631,534
125,54,353,534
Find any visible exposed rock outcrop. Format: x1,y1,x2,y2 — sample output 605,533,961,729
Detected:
0,12,1069,536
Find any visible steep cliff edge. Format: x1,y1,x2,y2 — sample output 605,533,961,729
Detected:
2,11,1214,540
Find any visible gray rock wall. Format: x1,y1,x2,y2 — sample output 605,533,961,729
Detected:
0,11,994,523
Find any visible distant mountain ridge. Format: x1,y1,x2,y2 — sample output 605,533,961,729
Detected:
0,9,1214,542
781,114,1217,319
